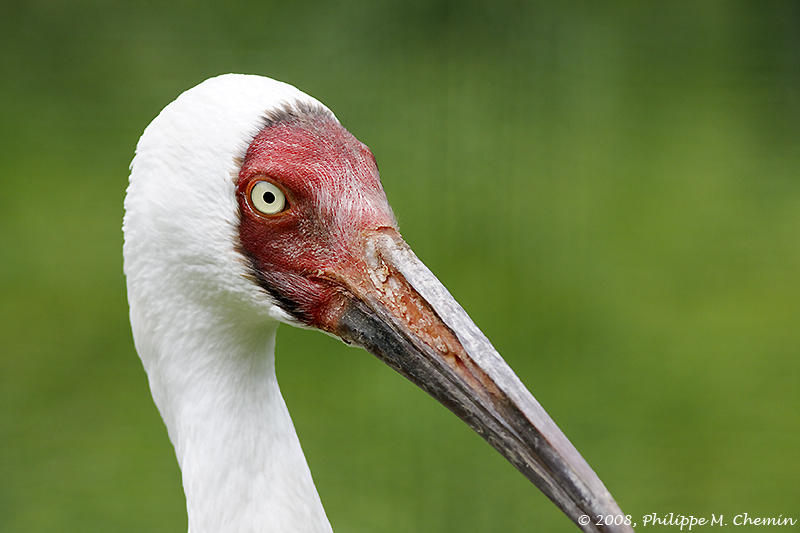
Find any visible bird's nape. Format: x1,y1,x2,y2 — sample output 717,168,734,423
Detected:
123,73,631,533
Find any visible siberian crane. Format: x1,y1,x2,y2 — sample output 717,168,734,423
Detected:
122,74,631,533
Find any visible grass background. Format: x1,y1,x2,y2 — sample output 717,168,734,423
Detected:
1,1,798,531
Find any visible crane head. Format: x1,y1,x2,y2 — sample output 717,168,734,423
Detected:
125,74,631,533
236,102,396,327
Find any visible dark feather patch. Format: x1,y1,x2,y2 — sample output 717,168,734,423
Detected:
261,99,336,129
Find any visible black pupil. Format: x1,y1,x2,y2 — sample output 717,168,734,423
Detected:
262,191,276,204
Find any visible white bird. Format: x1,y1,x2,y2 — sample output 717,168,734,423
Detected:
123,74,631,533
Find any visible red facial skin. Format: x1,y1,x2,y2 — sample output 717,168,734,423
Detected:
237,113,397,327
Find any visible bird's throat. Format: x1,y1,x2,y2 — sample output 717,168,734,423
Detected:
139,319,333,533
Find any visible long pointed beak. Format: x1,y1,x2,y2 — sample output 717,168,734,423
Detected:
322,228,632,533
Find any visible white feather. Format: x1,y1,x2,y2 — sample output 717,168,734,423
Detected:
123,74,334,533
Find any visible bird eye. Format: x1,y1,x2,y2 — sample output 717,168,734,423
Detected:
249,181,287,215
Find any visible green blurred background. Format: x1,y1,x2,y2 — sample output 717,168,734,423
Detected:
1,1,798,532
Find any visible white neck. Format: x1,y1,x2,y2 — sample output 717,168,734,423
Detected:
123,73,340,533
137,312,332,533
